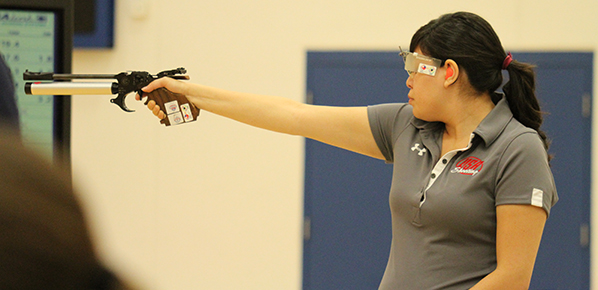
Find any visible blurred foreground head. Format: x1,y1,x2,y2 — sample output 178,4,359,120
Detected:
0,127,133,290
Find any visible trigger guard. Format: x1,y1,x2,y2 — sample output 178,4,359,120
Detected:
110,95,135,112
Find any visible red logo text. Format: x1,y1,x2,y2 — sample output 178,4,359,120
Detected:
451,156,484,176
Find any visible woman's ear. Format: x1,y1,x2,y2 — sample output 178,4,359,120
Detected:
443,59,458,87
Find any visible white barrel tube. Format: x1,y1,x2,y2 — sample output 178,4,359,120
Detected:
25,82,117,95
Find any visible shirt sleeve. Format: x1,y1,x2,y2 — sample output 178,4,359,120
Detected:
494,131,558,216
367,103,411,163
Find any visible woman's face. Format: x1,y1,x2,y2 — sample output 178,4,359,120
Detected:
404,48,447,122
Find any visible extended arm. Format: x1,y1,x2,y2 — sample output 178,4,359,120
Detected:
140,77,385,160
470,204,547,289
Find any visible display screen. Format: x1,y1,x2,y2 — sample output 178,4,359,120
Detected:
0,9,56,160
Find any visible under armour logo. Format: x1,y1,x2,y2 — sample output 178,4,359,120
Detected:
411,143,427,156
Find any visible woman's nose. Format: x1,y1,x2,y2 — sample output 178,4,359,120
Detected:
406,74,414,89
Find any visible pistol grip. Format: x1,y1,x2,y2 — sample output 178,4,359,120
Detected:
143,88,200,126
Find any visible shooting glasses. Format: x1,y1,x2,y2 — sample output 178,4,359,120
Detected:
399,47,443,77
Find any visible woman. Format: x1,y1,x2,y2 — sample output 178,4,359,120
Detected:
139,11,557,289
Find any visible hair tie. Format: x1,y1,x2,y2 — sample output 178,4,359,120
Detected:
502,52,513,70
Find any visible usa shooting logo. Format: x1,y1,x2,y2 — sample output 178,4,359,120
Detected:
451,156,484,176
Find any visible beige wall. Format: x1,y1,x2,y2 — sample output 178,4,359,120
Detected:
71,0,598,289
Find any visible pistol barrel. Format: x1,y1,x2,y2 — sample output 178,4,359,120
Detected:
25,82,119,95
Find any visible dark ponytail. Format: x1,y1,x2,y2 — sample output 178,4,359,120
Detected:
502,59,551,157
410,11,551,160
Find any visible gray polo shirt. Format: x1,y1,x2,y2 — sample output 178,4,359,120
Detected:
368,96,558,290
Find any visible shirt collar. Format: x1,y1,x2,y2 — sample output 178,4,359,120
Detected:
410,93,513,147
411,115,443,131
473,93,513,146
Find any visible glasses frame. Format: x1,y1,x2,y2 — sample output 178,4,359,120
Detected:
399,47,444,77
